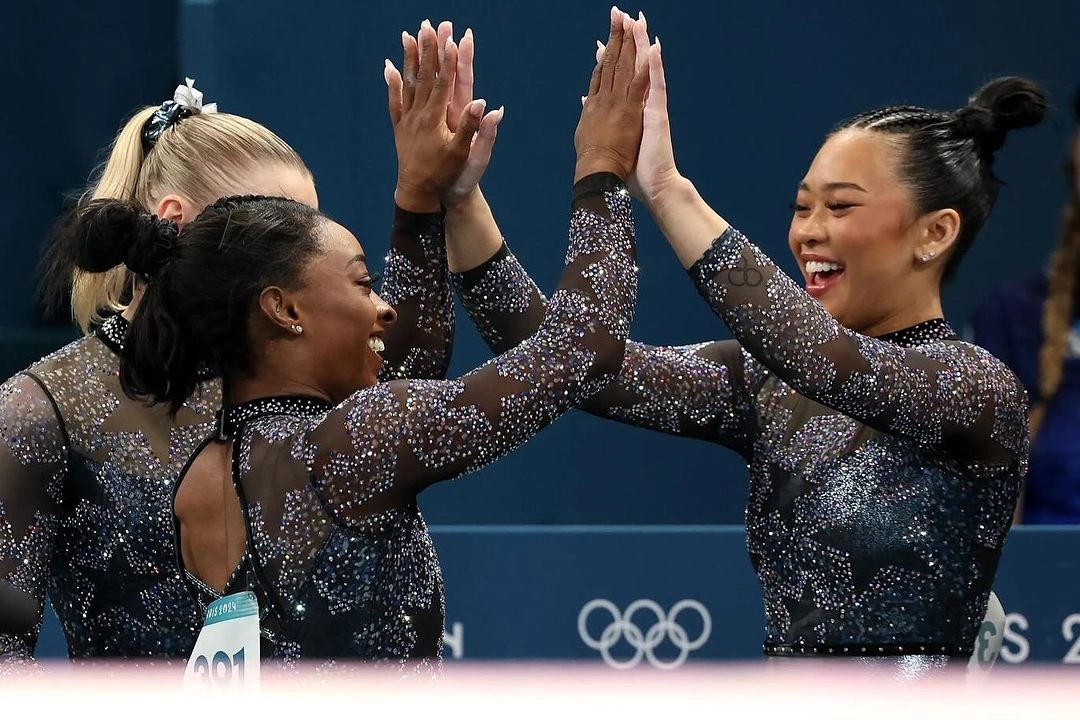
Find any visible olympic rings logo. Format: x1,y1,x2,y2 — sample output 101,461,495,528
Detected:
577,599,712,670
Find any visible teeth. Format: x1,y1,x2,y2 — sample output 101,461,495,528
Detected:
368,337,385,354
805,260,843,274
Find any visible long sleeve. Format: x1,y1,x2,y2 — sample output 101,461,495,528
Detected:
689,226,1029,471
377,207,454,381
451,241,759,455
306,174,639,512
0,373,68,665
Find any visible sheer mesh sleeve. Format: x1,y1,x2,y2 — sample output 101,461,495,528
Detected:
0,373,68,664
688,227,1028,470
451,239,759,455
304,173,639,517
377,207,454,381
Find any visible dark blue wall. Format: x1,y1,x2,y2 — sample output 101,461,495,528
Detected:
7,0,1080,524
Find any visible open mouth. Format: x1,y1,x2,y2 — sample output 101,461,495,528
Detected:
367,336,385,354
804,260,845,298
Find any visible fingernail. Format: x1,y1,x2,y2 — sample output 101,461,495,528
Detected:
422,19,432,29
496,106,506,123
472,99,487,116
581,96,587,107
611,6,619,20
596,40,603,49
465,28,473,39
655,36,661,52
639,11,646,22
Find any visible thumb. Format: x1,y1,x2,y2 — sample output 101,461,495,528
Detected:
451,98,486,154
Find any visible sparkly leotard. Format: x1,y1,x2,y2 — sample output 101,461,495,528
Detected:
453,225,1027,663
0,208,454,667
172,174,638,669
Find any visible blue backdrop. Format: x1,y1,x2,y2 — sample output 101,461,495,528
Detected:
5,0,1080,525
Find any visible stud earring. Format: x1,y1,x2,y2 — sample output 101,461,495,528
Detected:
291,324,303,335
921,251,936,263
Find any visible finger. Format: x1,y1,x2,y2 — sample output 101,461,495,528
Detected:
458,106,504,188
385,59,404,125
612,12,637,96
587,53,604,98
437,19,453,50
433,38,458,109
595,40,605,65
627,44,651,107
647,38,667,115
598,6,625,92
451,99,486,157
453,28,476,120
402,31,419,112
415,19,437,105
632,12,650,75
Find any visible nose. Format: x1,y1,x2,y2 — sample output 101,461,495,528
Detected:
372,291,398,327
790,209,827,247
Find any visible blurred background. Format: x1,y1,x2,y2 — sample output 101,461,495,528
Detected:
5,0,1079,665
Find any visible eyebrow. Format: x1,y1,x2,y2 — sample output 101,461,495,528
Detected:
798,181,868,193
345,253,366,268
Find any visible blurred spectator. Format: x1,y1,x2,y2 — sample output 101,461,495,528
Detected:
968,87,1080,524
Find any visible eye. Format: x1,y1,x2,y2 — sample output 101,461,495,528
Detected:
355,272,382,291
789,202,810,213
826,202,858,212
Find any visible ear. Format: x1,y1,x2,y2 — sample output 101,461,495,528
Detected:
913,208,961,266
153,194,200,227
257,286,301,334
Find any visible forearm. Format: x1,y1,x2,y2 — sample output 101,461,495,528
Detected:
444,188,505,273
647,176,730,269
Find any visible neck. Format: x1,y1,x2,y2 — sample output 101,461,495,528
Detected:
223,368,333,408
857,294,946,338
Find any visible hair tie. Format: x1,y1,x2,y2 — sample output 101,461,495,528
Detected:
141,78,218,152
125,214,179,278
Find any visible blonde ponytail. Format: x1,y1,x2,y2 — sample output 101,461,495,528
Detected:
66,101,308,334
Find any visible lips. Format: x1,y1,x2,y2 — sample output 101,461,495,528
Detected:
367,337,385,354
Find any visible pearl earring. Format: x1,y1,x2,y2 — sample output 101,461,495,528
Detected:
922,251,936,263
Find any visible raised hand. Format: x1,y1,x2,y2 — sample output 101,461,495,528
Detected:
597,12,674,201
436,23,505,207
385,20,485,213
574,7,651,182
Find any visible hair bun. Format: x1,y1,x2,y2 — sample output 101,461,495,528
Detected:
76,200,178,277
956,76,1048,157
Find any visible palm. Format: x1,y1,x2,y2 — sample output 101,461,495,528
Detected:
600,16,676,201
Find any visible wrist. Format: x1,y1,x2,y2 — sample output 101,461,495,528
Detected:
645,172,692,211
442,186,483,213
574,149,630,183
395,181,441,214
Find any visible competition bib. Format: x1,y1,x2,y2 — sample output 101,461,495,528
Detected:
183,590,261,690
